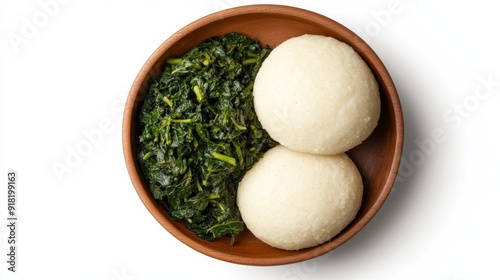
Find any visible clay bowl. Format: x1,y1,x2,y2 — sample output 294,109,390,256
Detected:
123,4,403,266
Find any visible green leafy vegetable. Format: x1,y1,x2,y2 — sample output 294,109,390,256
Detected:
137,33,277,244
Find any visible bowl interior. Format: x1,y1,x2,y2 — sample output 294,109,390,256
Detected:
123,4,403,266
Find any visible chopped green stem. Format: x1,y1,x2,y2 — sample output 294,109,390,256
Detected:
162,96,173,107
243,58,257,65
208,194,220,200
170,118,192,123
207,220,242,231
202,53,211,66
166,58,183,65
242,82,254,94
195,175,203,192
230,117,246,131
159,117,171,130
142,151,153,160
216,202,225,212
212,152,236,166
165,122,172,145
193,85,203,102
193,137,199,149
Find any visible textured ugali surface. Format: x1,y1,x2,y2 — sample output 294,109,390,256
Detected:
253,34,380,155
237,145,363,250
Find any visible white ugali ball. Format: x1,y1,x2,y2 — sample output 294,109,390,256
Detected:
254,34,380,155
237,145,363,250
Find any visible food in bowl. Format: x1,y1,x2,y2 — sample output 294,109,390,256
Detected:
123,4,403,265
236,34,383,250
136,32,277,244
136,32,380,248
253,34,381,155
237,145,363,250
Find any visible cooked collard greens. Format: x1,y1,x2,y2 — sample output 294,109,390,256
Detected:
137,33,276,244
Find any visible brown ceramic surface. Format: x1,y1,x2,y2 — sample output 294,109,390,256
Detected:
122,4,404,266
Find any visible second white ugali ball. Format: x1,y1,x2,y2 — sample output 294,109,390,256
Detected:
253,34,380,155
237,146,363,250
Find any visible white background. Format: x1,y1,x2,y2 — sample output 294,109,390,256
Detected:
1,0,499,279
